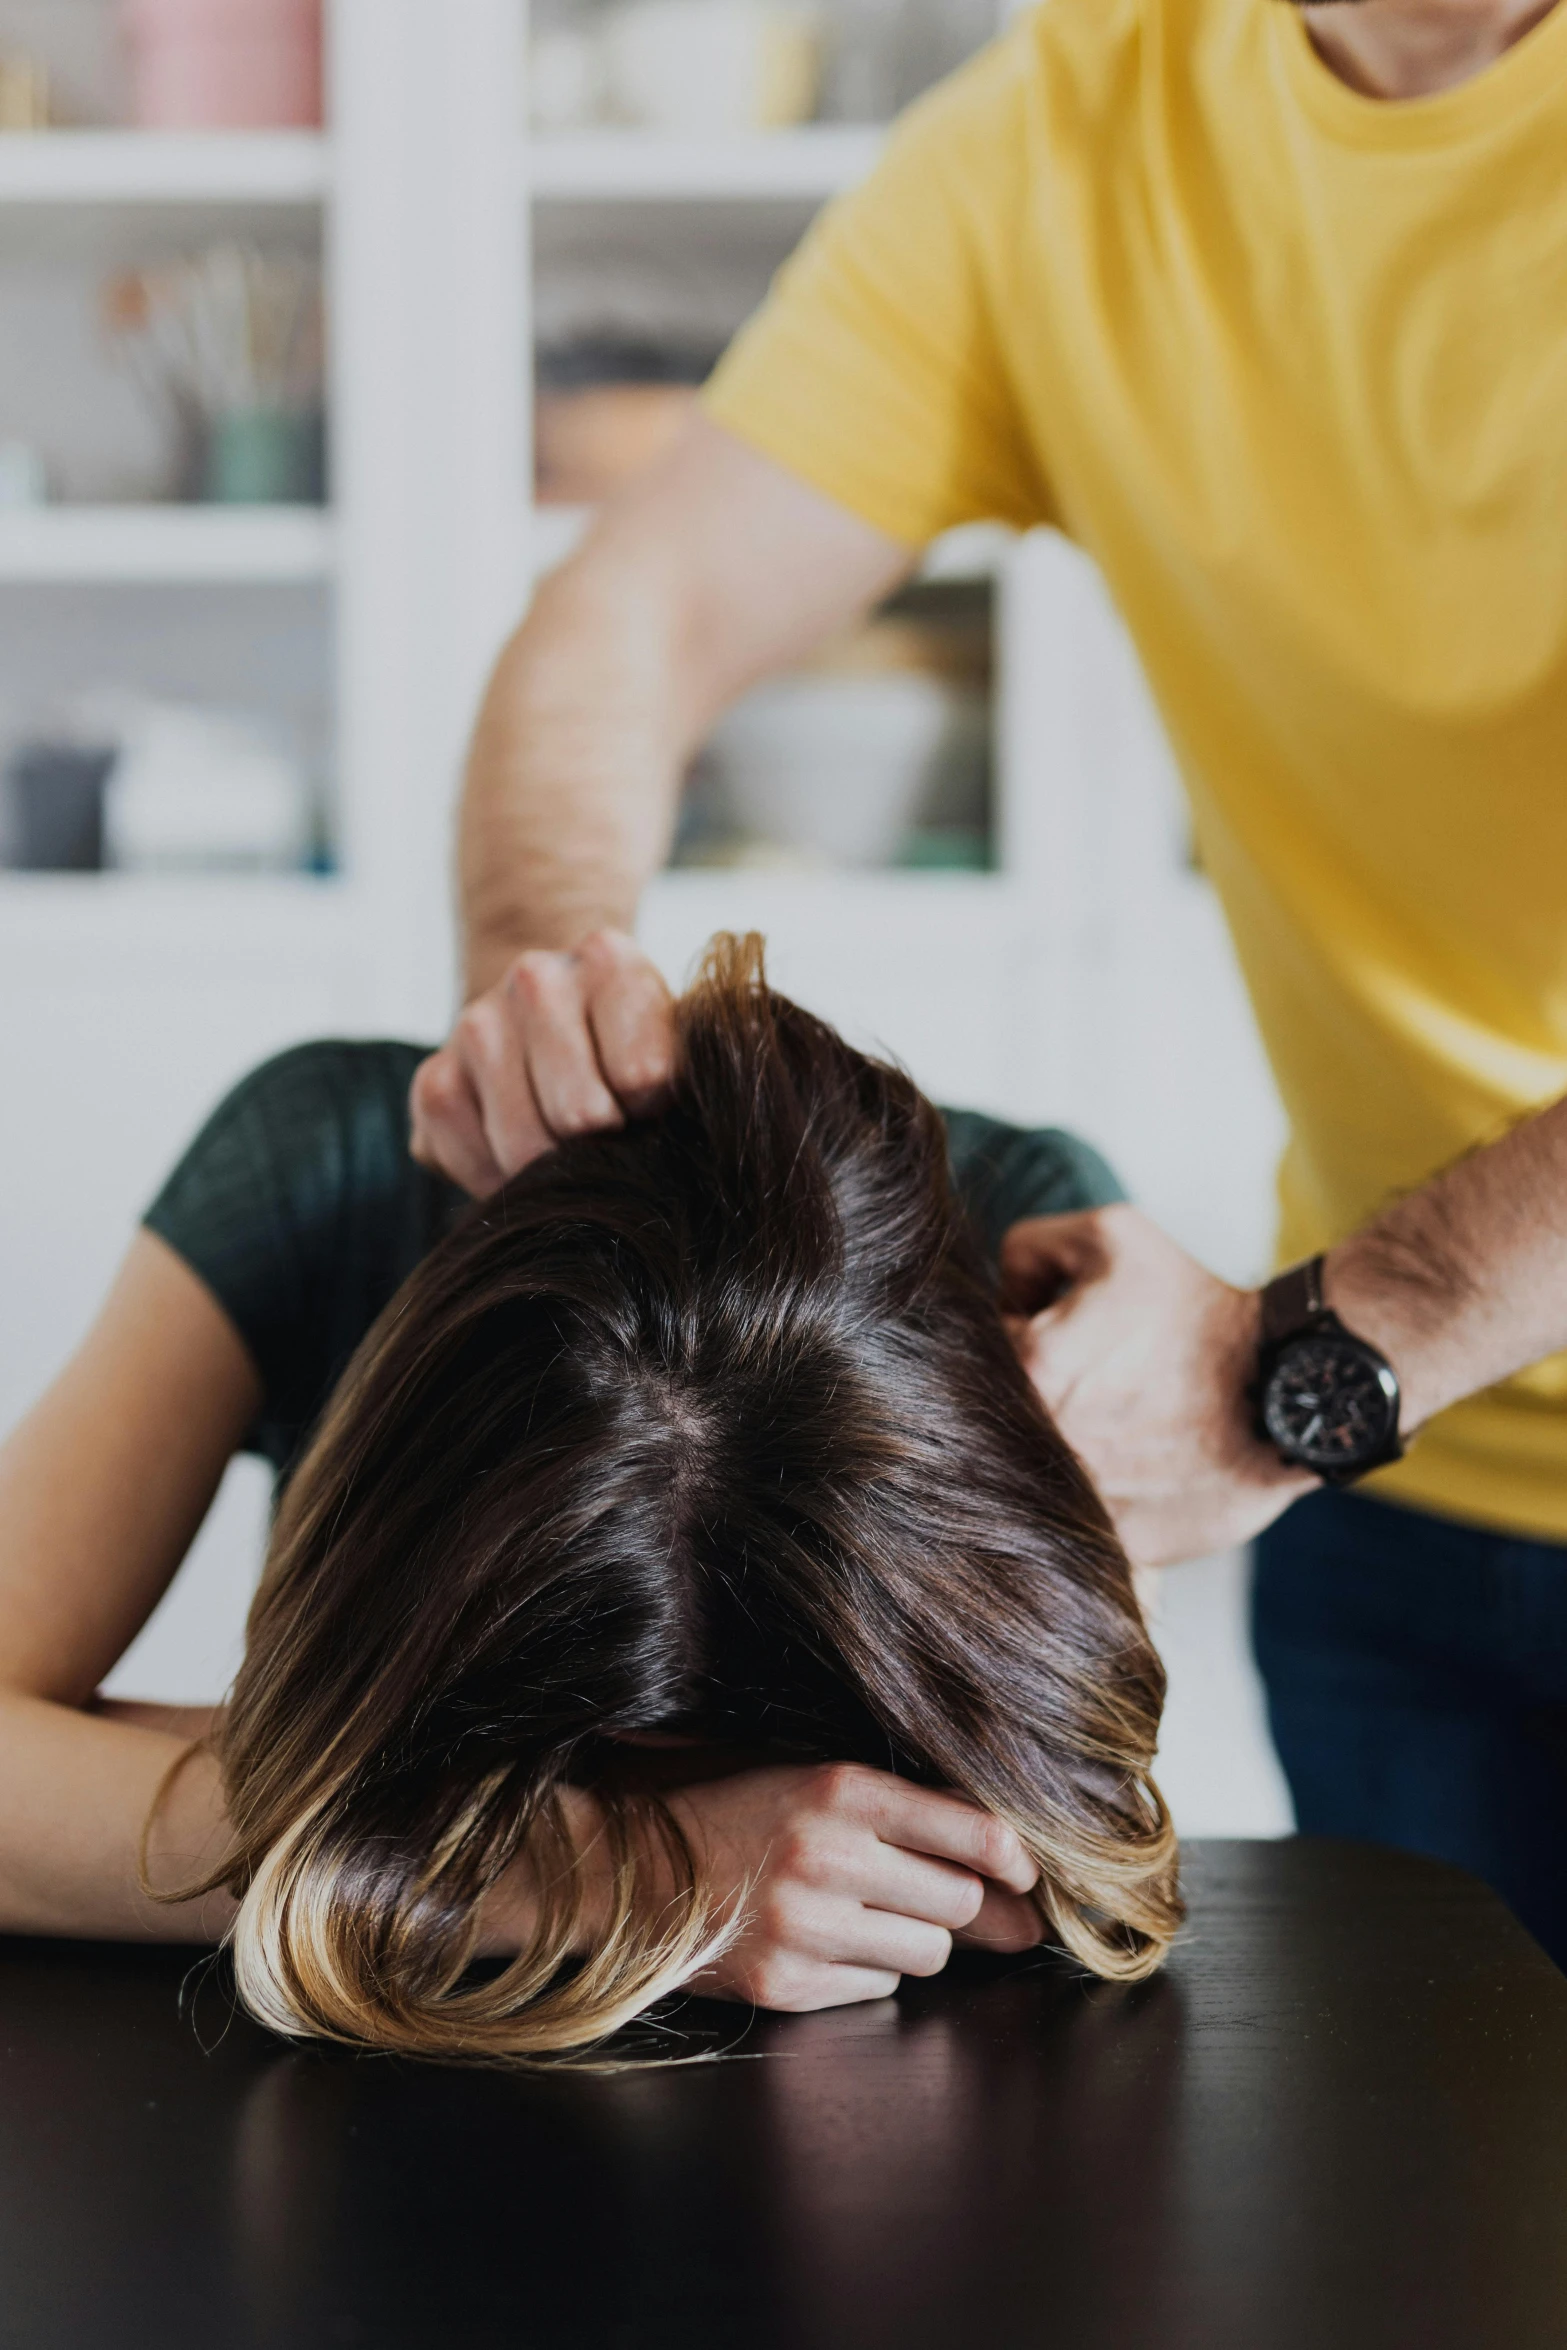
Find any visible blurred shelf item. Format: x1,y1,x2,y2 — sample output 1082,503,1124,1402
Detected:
0,131,329,205
529,504,1009,584
0,506,334,582
920,523,1015,582
528,127,884,202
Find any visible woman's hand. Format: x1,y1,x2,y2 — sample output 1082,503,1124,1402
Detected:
664,1761,1044,2011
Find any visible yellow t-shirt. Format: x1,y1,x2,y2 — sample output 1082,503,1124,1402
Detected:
703,0,1567,1541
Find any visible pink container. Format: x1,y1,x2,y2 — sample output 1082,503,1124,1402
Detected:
121,0,324,130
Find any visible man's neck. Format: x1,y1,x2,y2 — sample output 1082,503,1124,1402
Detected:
1300,0,1559,98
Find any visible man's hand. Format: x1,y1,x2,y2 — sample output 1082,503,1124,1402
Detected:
668,1762,1043,2012
1001,1204,1312,1569
409,930,677,1197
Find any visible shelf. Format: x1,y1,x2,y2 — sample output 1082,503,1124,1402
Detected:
528,127,884,202
648,869,1009,906
0,132,330,206
0,508,335,584
0,873,358,962
528,505,1010,584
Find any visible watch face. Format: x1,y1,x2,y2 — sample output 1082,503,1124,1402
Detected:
1262,1334,1399,1474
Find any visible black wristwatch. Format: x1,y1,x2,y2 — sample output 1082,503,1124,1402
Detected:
1255,1255,1404,1486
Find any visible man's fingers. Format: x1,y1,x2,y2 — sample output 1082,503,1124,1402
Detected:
860,1773,1040,1897
506,951,625,1140
408,1047,507,1198
453,994,555,1178
413,935,671,1198
577,930,677,1117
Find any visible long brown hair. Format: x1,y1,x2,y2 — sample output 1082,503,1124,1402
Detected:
179,935,1179,2057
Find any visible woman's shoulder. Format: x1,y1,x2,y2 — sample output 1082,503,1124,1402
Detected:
941,1107,1126,1265
145,1039,438,1250
143,1039,455,1470
191,1036,431,1138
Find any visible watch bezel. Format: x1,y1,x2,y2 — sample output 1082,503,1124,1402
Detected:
1259,1325,1403,1482
1255,1254,1406,1487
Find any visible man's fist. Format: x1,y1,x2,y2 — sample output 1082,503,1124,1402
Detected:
409,929,676,1197
1002,1204,1311,1568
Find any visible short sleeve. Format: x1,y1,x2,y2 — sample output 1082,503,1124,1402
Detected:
144,1040,452,1473
702,26,1054,547
943,1109,1126,1267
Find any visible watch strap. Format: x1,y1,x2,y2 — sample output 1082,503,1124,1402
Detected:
1259,1254,1328,1350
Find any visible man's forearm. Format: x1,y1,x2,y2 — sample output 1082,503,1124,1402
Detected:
1327,1093,1567,1428
459,533,695,997
455,418,913,1002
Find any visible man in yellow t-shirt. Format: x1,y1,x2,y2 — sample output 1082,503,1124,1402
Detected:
416,0,1567,1960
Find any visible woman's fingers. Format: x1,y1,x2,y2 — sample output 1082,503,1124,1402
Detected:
839,1839,988,1931
860,1772,1040,1898
953,1883,1047,1954
696,1962,903,2012
670,1763,1040,2018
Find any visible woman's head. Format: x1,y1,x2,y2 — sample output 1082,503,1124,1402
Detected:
197,935,1179,2057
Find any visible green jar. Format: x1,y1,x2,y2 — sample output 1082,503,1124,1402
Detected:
204,408,327,505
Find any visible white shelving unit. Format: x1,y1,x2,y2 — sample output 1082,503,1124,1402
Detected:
0,505,334,581
0,0,529,1449
0,0,1284,1325
528,126,883,201
0,129,329,204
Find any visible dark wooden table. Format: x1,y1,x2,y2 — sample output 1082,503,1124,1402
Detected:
2,1838,1564,2350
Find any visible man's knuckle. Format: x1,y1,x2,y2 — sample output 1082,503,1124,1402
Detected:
507,949,564,1009
576,925,627,968
413,1056,461,1117
455,999,498,1057
549,1092,611,1137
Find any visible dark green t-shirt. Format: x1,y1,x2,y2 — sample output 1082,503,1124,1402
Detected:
143,1041,1124,1477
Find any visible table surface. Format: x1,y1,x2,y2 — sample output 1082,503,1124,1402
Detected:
2,1837,1564,2350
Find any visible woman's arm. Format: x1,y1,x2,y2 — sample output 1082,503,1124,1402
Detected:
0,1229,259,1939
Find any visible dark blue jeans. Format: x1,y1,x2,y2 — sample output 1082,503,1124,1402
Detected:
1253,1486,1567,1968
